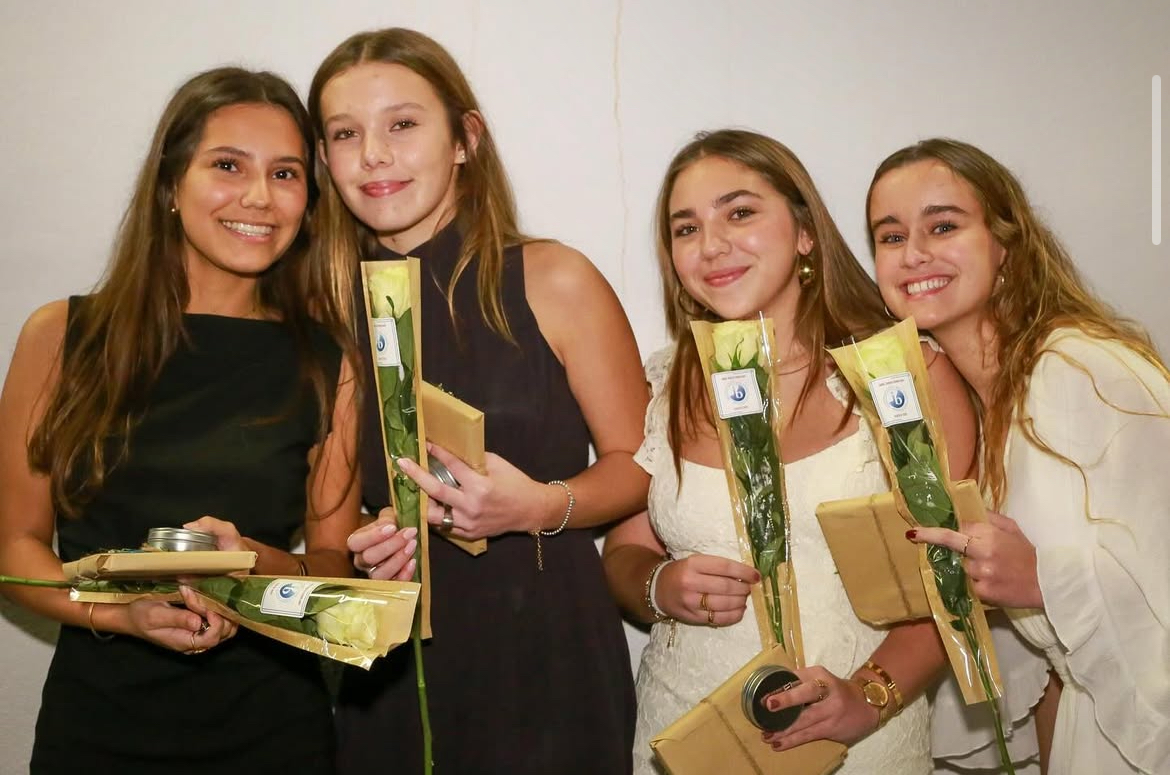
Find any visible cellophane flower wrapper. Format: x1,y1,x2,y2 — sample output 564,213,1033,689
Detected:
361,258,431,637
70,575,420,669
668,318,847,775
829,319,1015,773
361,257,435,773
691,317,803,660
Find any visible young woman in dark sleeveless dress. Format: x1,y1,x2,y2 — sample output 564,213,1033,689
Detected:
309,28,648,774
0,68,360,774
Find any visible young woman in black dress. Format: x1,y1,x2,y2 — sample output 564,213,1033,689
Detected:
0,67,359,773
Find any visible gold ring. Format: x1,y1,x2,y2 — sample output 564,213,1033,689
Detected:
813,678,829,703
707,608,716,626
190,632,199,650
698,592,709,611
441,504,455,531
960,534,972,556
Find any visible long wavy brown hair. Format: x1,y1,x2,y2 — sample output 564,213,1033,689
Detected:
657,129,890,471
308,27,528,340
866,137,1168,506
29,67,351,517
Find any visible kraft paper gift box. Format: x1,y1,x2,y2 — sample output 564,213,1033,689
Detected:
650,643,846,775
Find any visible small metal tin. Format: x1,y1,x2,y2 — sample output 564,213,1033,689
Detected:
741,665,803,732
145,527,219,552
428,454,460,489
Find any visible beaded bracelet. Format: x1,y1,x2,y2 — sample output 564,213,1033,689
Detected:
644,557,673,621
531,479,575,571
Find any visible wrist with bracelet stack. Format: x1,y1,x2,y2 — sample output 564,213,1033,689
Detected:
643,555,677,647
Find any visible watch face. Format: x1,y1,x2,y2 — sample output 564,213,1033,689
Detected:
861,681,890,708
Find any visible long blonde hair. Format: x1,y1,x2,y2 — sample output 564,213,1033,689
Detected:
29,67,350,517
866,137,1168,506
657,129,890,471
308,27,527,339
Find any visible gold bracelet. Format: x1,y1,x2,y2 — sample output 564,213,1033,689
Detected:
87,602,115,641
530,480,575,572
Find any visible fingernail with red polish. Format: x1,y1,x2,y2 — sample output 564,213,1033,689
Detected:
905,529,917,540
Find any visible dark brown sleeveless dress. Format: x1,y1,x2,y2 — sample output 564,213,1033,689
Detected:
336,224,635,774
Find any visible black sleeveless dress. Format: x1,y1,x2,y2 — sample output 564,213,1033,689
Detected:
336,224,636,774
31,299,340,774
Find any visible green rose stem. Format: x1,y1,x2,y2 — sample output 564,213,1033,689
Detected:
0,576,71,588
367,263,432,774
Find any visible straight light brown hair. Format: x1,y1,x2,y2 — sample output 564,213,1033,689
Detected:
308,27,529,341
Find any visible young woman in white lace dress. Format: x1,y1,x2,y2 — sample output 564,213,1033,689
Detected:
603,129,977,774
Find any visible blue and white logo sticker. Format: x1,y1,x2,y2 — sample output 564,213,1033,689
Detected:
869,372,923,427
260,579,324,619
372,318,401,367
711,368,765,419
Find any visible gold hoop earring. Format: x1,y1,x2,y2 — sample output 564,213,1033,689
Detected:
797,256,815,288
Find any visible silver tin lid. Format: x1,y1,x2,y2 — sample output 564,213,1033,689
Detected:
145,527,219,552
741,664,803,732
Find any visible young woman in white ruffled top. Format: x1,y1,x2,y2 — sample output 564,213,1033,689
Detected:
873,137,1169,775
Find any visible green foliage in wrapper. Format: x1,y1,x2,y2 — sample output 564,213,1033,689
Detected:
851,330,1014,775
708,320,789,649
367,265,423,545
364,261,433,774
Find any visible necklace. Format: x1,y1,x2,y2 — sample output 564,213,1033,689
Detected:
775,358,812,376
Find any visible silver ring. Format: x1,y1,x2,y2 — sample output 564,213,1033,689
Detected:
441,504,455,531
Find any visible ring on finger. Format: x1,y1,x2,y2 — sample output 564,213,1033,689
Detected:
197,619,210,635
698,592,709,611
190,631,199,650
960,534,972,556
706,608,716,626
441,504,455,531
813,677,829,703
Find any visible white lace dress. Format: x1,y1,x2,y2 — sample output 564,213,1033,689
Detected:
632,347,931,775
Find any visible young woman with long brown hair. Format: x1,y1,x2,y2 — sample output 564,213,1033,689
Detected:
872,138,1169,775
310,28,648,774
0,67,360,773
602,129,976,774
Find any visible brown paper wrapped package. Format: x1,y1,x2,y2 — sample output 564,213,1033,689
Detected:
816,481,989,626
650,644,846,775
62,550,257,581
421,381,487,556
815,492,930,624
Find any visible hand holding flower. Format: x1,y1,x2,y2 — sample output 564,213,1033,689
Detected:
397,443,557,540
348,509,418,582
907,511,1042,609
654,554,760,627
760,666,877,750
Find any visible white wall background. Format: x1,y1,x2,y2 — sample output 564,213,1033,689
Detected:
0,1,1165,771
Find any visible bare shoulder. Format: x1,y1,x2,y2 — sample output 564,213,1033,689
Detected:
522,240,614,303
16,299,69,354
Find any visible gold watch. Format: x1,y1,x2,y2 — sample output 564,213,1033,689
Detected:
853,660,903,727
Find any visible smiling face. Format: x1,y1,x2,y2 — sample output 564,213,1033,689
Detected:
173,102,308,289
318,62,466,253
868,159,1006,337
668,155,813,324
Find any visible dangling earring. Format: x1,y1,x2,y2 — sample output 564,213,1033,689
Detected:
797,255,815,288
